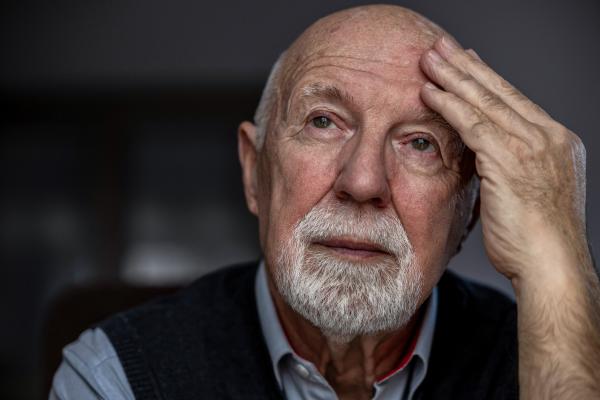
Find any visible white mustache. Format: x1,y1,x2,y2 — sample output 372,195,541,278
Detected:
275,201,422,340
293,203,413,259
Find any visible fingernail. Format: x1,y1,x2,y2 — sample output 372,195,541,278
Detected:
424,82,437,90
428,49,443,64
441,35,460,52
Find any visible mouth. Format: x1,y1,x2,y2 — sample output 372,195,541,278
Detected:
313,237,391,259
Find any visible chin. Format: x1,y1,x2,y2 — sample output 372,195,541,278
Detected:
274,245,425,340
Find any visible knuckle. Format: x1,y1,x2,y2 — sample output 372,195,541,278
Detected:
546,120,566,131
531,102,550,117
497,80,531,105
479,91,504,110
513,127,548,160
455,73,478,92
566,129,583,146
495,77,516,96
522,124,587,165
470,121,491,138
552,125,582,149
457,73,475,86
529,134,549,156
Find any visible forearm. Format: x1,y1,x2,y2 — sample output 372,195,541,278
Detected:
514,252,600,399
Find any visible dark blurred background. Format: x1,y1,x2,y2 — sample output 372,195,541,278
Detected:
1,0,599,398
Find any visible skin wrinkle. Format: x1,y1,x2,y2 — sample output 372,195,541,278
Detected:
275,48,462,174
249,4,456,149
240,5,478,399
237,4,600,399
298,53,421,70
274,11,447,124
424,21,599,399
290,80,465,175
300,83,357,109
297,81,458,140
282,59,426,123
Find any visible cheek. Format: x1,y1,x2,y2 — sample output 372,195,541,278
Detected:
260,141,339,253
389,167,460,273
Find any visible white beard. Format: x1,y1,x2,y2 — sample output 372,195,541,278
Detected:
273,201,425,343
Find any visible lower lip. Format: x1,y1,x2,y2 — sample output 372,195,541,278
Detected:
314,243,388,259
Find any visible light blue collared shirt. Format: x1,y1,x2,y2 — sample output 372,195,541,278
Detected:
50,263,438,399
255,262,438,400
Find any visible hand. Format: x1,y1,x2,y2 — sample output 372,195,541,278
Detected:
418,36,589,284
418,36,600,399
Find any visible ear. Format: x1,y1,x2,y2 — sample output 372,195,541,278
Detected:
238,121,260,216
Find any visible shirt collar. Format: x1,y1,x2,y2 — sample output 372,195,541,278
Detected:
255,261,292,386
255,260,438,388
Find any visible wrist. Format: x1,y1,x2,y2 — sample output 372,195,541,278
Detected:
509,252,587,301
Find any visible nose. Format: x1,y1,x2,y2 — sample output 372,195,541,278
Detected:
333,135,391,208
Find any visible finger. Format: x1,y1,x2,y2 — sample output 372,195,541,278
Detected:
420,82,506,153
420,48,537,139
434,36,552,126
465,49,481,61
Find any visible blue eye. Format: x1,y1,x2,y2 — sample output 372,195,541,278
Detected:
410,137,435,152
311,116,333,129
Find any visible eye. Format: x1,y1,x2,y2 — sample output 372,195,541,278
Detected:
311,116,335,129
410,137,436,153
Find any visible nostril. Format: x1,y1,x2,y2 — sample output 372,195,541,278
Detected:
333,176,391,208
370,196,389,209
332,142,391,206
335,189,351,202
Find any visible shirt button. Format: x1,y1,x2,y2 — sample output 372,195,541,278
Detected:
294,362,311,378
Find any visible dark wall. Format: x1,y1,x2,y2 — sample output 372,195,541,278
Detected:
1,1,599,399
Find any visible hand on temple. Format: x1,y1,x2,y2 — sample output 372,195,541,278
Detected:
419,35,600,399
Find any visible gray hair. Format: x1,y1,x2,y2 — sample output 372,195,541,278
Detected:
253,52,286,150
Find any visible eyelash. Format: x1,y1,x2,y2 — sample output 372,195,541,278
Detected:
307,110,341,127
399,133,439,157
409,136,436,153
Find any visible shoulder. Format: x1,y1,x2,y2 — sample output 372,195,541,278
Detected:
95,260,280,398
98,261,263,364
50,328,134,400
51,261,266,399
101,261,259,332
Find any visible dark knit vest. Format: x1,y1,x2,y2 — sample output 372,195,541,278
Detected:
100,262,518,399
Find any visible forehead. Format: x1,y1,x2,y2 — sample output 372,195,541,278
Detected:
281,24,434,113
283,50,429,123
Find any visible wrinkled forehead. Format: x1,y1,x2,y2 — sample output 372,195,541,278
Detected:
282,55,427,125
285,43,427,92
278,9,444,108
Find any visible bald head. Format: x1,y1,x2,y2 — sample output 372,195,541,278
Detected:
253,5,450,148
286,5,445,65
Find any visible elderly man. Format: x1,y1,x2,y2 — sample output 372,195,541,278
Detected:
51,5,600,400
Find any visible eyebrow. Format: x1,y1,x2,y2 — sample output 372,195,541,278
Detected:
299,82,356,104
414,108,459,139
286,82,355,117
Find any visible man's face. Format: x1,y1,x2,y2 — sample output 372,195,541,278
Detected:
241,17,473,337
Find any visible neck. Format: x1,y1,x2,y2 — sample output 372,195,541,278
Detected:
267,276,423,398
